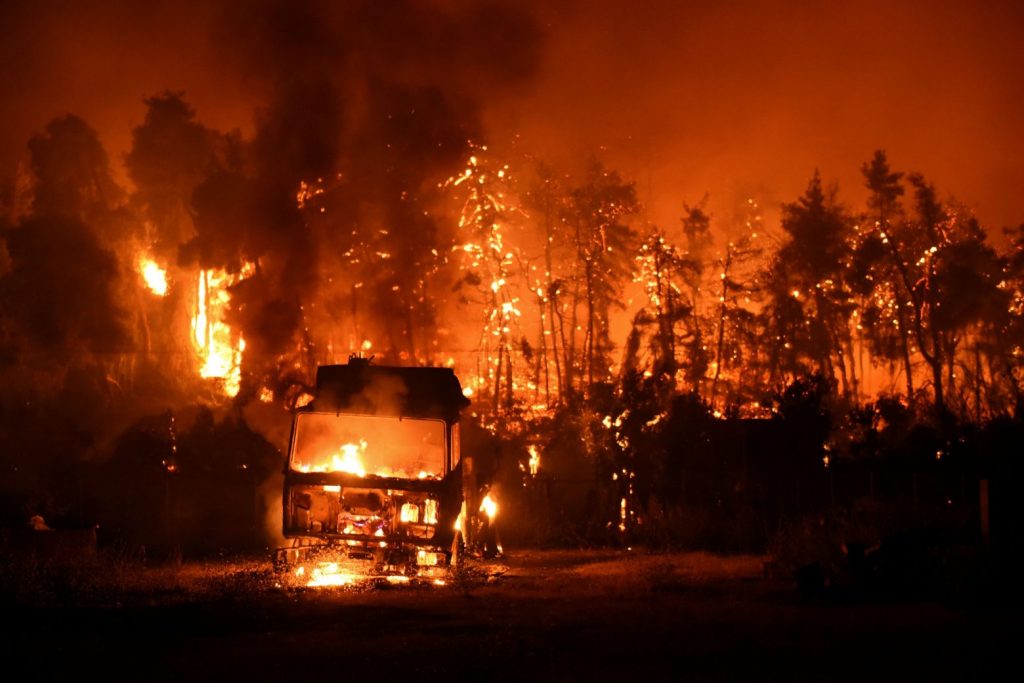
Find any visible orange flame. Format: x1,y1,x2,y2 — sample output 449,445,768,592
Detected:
191,265,253,397
330,441,367,477
303,562,357,588
480,493,498,520
527,445,540,476
138,257,168,296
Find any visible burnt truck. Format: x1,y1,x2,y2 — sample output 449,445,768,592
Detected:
277,358,476,583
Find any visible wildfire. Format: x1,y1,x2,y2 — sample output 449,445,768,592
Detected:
138,257,168,296
192,265,253,398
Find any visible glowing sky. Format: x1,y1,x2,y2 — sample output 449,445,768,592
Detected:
3,0,1022,231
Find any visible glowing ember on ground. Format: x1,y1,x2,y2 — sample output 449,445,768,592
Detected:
138,257,168,296
294,561,449,589
305,562,357,587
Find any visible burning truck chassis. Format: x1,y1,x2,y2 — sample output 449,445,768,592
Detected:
275,359,494,587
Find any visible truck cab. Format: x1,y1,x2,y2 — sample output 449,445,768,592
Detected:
279,359,470,583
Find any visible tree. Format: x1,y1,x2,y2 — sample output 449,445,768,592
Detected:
522,162,571,406
679,201,713,391
859,150,915,400
126,92,221,256
997,224,1024,412
854,153,988,413
0,214,127,356
929,212,1008,419
767,172,853,392
567,163,640,391
28,115,123,220
449,147,526,415
628,226,697,384
709,229,763,410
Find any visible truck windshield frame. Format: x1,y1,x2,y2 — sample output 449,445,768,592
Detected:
288,412,447,480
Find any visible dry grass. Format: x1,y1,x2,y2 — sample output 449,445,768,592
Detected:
2,547,771,607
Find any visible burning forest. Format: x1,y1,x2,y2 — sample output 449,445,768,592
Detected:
0,3,1022,672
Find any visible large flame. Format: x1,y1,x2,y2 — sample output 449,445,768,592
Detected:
138,257,168,296
296,441,436,480
330,441,367,477
191,265,253,397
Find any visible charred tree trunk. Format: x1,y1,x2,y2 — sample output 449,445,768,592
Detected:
537,291,550,405
709,269,728,407
542,189,561,404
567,277,579,398
551,288,568,402
585,255,596,389
897,302,914,400
492,341,504,415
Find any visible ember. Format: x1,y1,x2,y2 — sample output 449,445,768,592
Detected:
305,562,357,588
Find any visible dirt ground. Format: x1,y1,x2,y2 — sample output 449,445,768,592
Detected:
4,549,1012,681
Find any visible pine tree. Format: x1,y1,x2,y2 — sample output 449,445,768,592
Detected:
567,162,640,392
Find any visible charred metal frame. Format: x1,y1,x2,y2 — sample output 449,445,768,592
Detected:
280,360,470,571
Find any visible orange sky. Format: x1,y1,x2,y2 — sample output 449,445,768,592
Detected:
3,0,1022,232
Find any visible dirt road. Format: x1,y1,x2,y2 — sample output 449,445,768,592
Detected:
5,550,1011,680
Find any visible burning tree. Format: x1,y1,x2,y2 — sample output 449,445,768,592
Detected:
678,202,714,392
625,226,697,387
565,163,640,394
856,150,916,401
765,172,854,392
448,146,526,416
708,203,764,412
521,162,572,409
996,224,1024,410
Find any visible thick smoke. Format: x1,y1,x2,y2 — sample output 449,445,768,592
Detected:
172,0,545,389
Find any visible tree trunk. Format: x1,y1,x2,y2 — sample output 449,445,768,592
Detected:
709,267,729,408
585,257,595,389
897,303,914,400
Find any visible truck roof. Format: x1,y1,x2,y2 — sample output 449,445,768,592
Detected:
309,359,470,421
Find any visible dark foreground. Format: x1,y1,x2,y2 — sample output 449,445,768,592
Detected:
4,550,1012,681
